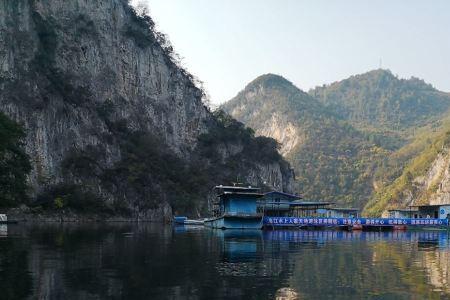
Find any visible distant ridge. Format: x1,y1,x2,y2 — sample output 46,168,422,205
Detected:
310,69,450,130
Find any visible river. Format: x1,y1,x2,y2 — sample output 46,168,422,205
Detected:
1,223,450,299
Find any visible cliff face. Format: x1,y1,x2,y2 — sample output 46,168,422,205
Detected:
0,0,294,219
1,0,207,182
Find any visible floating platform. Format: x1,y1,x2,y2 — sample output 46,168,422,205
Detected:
204,214,263,230
263,217,449,230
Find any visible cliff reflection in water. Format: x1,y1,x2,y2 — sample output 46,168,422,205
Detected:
1,224,450,299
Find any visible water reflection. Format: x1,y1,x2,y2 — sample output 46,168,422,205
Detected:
0,224,7,237
1,224,450,299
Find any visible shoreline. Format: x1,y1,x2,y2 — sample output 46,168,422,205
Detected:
4,206,172,223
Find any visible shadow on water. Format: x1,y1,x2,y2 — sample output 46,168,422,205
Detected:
1,223,450,299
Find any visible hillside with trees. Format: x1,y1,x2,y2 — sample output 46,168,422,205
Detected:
311,69,450,131
222,74,388,208
223,71,450,213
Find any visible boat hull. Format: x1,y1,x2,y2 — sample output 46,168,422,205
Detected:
204,215,263,229
184,220,205,225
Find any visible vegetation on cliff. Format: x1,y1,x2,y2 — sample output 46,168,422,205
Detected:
364,125,450,216
55,111,286,216
0,113,31,207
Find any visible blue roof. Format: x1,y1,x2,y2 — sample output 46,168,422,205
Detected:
264,191,302,200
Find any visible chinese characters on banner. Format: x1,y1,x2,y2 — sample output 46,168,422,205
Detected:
263,217,448,227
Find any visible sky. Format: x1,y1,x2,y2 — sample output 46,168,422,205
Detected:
134,0,450,104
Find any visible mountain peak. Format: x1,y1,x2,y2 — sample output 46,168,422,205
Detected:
359,68,396,80
366,68,394,75
245,73,294,90
311,69,449,130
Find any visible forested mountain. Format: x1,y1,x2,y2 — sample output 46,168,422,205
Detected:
223,71,450,214
311,69,450,131
222,74,387,208
0,0,293,219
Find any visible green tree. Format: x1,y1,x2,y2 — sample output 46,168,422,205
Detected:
54,197,65,210
0,112,31,207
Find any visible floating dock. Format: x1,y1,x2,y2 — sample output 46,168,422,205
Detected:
199,188,450,231
263,216,449,230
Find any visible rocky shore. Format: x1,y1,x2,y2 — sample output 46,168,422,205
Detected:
6,203,173,223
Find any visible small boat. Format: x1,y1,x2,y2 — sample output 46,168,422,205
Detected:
184,219,205,225
173,216,205,226
204,185,264,230
174,216,188,224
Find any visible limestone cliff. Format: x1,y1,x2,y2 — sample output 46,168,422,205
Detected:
0,0,294,219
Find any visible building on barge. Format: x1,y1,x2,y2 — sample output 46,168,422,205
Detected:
409,204,450,220
204,185,264,229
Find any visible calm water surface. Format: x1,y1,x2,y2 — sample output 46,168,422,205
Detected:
1,223,450,299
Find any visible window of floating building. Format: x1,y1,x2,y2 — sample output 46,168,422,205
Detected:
317,208,327,217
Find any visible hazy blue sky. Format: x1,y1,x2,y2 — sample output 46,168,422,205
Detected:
135,0,450,104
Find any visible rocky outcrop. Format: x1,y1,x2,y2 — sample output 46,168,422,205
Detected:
371,141,450,217
257,113,302,156
406,149,450,206
0,0,294,219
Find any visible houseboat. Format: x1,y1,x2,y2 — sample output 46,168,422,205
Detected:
204,185,264,229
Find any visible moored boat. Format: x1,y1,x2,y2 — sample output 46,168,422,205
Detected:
173,216,205,225
184,219,205,225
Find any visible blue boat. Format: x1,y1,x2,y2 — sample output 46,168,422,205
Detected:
204,185,264,230
173,216,205,225
173,216,188,224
